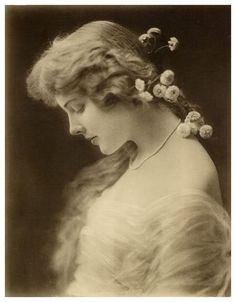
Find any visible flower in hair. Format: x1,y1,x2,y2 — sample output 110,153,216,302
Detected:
164,85,180,103
168,37,179,51
138,34,150,46
160,70,175,86
177,123,192,138
139,28,162,53
139,27,179,55
189,122,199,135
139,91,153,102
199,125,213,139
135,78,145,92
185,111,201,122
135,78,153,102
152,84,167,98
179,110,213,139
185,111,205,131
147,27,162,36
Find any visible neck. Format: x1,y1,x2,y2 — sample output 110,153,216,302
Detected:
129,104,180,169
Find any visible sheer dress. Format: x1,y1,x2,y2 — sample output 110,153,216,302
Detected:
65,185,230,297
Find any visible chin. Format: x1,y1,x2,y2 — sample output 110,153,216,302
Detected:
99,144,121,155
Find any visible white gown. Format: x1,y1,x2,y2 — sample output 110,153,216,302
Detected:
65,183,230,297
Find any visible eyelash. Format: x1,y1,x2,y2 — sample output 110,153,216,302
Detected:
71,104,85,113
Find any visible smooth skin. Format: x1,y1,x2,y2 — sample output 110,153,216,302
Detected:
56,92,222,205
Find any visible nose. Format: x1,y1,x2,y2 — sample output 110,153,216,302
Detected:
68,114,85,136
70,125,85,136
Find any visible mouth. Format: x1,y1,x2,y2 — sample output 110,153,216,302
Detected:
89,136,98,145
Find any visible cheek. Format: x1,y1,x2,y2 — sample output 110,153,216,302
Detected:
82,108,101,130
102,118,130,149
84,103,132,144
102,116,126,136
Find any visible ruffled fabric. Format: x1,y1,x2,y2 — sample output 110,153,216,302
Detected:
65,189,230,297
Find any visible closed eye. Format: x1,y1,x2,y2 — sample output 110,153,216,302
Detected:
66,100,85,113
73,104,85,113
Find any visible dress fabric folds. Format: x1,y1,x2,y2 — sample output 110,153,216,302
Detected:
65,189,231,297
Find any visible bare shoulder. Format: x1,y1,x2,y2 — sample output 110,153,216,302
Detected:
172,136,222,203
149,135,222,204
176,136,217,176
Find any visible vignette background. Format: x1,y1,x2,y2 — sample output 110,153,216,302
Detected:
5,4,231,297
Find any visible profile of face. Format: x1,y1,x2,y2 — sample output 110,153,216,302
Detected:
56,92,135,155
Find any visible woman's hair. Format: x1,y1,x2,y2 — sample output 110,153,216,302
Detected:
26,20,198,292
27,20,196,115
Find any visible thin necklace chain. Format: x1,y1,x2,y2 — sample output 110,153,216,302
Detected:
129,119,181,170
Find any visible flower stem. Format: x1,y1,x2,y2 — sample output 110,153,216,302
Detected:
154,45,169,53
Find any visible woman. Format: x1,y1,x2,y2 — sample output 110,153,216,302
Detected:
26,21,230,296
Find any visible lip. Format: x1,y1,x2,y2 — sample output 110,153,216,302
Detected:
85,135,95,140
84,135,99,145
90,136,98,145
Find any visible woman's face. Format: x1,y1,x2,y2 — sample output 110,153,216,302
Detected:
56,92,134,155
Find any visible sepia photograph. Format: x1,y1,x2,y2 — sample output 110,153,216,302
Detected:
5,4,231,297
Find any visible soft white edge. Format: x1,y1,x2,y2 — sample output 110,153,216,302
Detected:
1,1,233,302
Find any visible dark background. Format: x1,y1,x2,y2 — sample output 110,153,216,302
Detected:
6,5,231,296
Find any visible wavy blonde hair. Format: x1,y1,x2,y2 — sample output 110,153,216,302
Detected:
26,21,198,292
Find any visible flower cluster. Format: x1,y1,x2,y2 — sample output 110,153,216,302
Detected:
134,69,180,103
137,27,212,140
153,70,180,103
177,111,213,139
139,27,179,54
134,76,213,140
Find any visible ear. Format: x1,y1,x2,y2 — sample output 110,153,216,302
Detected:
132,98,146,108
103,92,119,110
131,98,151,113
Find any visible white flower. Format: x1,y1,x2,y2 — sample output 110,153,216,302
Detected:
185,111,201,122
199,125,213,139
147,27,162,36
138,34,150,45
160,70,175,86
152,84,166,98
135,78,145,92
177,123,192,138
189,122,199,135
164,85,180,103
168,37,179,51
139,91,153,102
135,78,153,103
